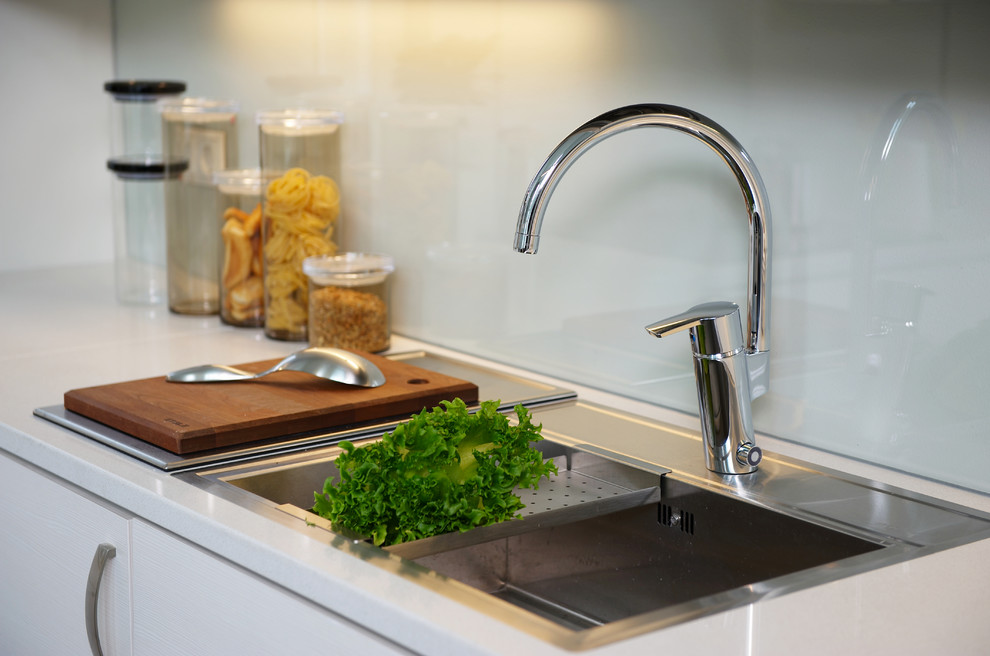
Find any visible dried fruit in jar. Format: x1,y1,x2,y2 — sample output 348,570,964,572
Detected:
228,276,264,322
220,203,264,324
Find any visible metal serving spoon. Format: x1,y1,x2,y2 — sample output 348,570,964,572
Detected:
165,347,386,388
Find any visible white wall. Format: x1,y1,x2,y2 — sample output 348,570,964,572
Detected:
0,0,114,271
13,0,990,494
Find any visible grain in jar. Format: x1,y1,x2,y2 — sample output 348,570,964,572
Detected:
303,254,394,353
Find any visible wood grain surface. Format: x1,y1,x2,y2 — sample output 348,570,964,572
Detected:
64,351,478,454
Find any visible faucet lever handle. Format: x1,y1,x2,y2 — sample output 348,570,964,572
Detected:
645,301,745,358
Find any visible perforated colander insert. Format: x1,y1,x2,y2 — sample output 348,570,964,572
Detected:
517,469,634,516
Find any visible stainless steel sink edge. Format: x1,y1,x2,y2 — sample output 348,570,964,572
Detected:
180,458,989,652
175,468,621,650
536,399,990,549
178,393,990,651
690,452,990,549
35,349,579,472
203,483,934,653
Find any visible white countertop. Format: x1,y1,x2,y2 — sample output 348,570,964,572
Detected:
3,264,990,655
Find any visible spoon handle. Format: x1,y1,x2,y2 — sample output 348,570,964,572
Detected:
165,364,255,383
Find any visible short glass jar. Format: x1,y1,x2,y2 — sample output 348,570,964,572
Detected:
104,79,185,162
303,253,394,353
258,108,344,340
214,169,264,327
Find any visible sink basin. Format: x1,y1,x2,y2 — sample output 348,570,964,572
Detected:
182,399,990,650
407,473,883,631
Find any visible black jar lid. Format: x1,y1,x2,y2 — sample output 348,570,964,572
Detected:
107,157,189,180
104,80,186,100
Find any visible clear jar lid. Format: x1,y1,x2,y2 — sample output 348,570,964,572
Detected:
213,168,263,195
159,97,239,122
257,108,343,135
303,253,394,287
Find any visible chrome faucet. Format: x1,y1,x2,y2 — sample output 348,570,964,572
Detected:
514,104,772,475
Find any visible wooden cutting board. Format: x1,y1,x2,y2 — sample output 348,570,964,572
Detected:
64,351,478,455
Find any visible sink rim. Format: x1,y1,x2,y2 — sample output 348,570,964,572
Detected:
176,399,990,651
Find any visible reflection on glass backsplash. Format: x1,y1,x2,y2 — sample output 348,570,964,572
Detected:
114,0,990,493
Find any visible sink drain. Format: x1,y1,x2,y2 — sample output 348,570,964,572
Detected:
658,503,695,535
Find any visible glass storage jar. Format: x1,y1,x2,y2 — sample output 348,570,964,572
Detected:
303,253,394,353
107,158,188,305
104,79,185,162
258,108,344,341
214,169,264,327
160,97,240,315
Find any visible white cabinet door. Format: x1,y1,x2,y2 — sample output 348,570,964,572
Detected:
0,453,131,656
130,519,410,655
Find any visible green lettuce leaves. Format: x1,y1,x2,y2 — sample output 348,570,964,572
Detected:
313,398,557,546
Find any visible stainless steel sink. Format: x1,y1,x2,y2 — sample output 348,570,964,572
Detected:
181,399,990,650
408,473,884,631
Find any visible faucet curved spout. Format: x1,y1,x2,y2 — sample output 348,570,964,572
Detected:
514,104,773,474
514,104,772,364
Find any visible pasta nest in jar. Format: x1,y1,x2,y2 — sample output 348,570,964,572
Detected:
263,168,341,333
265,168,310,212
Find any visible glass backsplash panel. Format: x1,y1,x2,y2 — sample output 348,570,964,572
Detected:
114,0,990,493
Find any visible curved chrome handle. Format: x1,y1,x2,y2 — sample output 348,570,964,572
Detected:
646,301,745,358
85,542,116,656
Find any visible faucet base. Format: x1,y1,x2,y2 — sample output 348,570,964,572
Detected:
695,352,759,475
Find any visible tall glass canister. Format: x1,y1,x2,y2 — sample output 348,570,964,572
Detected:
257,109,343,341
103,80,186,305
214,169,264,327
160,97,239,315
